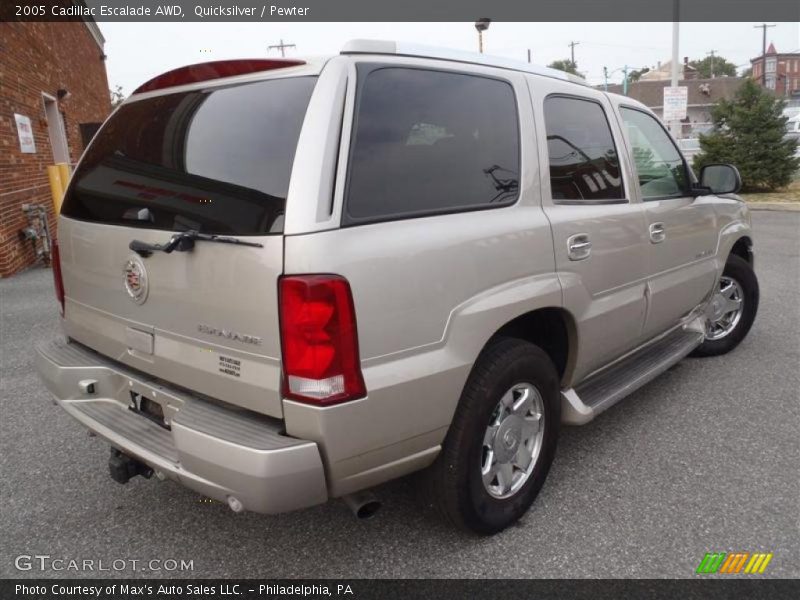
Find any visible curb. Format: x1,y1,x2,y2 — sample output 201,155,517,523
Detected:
745,202,800,212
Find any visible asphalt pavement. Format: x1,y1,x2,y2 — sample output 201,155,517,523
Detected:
1,211,798,579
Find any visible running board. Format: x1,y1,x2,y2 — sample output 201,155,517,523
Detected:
561,325,705,425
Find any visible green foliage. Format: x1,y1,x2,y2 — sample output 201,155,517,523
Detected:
548,59,579,76
109,85,125,108
628,67,650,82
693,79,800,192
689,55,738,78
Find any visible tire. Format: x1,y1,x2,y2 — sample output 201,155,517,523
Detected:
424,337,560,535
692,254,759,358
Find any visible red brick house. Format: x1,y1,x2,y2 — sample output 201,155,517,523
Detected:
0,21,111,277
751,43,800,97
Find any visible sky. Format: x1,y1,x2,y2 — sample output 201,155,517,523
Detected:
100,21,800,95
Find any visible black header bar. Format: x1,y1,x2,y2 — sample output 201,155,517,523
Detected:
3,0,800,22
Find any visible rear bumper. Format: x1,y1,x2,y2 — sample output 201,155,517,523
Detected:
35,339,328,514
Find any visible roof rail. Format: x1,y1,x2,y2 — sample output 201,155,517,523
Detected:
341,39,588,86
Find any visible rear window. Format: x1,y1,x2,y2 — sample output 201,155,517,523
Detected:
61,77,316,235
344,66,520,224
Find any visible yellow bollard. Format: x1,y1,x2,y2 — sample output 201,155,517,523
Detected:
56,162,71,193
47,165,64,214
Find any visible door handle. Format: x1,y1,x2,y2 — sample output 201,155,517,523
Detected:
649,222,666,243
567,234,592,261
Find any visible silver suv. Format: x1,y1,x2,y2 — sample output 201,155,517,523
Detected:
36,40,758,534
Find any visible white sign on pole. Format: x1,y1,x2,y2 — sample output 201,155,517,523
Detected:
14,113,36,153
663,87,688,122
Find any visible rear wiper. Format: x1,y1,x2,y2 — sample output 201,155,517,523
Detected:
129,230,263,258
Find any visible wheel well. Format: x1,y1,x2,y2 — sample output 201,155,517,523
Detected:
492,308,575,382
730,236,753,265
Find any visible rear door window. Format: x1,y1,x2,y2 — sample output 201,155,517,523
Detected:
344,66,520,224
543,95,625,202
61,77,317,235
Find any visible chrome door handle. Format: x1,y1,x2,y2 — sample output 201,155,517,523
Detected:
649,222,666,243
567,234,592,261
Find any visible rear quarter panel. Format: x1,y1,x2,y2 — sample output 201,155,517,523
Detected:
282,59,564,495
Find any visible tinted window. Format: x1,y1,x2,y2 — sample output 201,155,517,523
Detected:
620,107,689,199
61,77,316,235
345,67,520,223
544,96,624,201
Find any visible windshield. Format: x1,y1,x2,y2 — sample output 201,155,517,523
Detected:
61,76,317,235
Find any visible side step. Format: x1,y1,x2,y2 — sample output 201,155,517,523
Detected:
561,325,705,425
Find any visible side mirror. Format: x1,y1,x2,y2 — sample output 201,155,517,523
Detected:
698,164,742,195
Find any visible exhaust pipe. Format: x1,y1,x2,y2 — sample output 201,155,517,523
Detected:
343,492,381,520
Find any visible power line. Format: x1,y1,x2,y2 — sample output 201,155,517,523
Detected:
753,24,775,86
706,50,717,78
568,40,580,65
267,39,296,58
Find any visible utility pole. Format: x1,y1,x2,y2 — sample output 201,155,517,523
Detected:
623,65,629,96
669,0,681,138
603,66,608,91
568,40,580,68
706,49,716,78
268,39,296,58
527,49,531,64
754,23,775,86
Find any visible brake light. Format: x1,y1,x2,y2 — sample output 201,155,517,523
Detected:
51,239,65,316
133,59,306,94
279,275,366,405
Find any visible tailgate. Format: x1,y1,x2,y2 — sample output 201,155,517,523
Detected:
59,217,284,417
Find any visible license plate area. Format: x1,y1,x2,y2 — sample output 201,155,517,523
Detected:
128,390,170,430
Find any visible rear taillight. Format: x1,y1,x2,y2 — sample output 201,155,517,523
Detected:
279,275,366,406
51,239,65,316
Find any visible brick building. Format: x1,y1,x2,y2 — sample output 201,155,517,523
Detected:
750,43,800,97
1,21,111,277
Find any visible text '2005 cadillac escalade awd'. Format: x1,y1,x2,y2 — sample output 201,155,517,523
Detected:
36,40,758,534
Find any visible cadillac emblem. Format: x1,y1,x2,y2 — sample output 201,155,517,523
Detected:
123,256,149,305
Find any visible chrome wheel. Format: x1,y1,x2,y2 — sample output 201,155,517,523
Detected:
481,382,545,499
706,276,744,341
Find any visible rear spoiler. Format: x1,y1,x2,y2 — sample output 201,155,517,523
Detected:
133,59,306,94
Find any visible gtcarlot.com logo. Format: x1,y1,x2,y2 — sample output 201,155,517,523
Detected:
14,554,194,572
696,551,773,574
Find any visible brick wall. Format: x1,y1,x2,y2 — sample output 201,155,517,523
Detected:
0,22,111,277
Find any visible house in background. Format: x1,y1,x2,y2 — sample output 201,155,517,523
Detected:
0,21,111,277
639,57,699,81
750,43,800,98
605,77,745,138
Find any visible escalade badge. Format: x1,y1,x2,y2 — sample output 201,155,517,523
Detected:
123,256,149,305
198,324,262,346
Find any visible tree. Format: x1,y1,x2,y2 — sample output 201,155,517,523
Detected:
628,67,650,82
547,59,579,76
740,66,753,78
694,79,799,191
110,85,125,108
689,55,737,78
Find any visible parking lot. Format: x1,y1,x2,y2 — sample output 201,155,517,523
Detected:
1,211,797,579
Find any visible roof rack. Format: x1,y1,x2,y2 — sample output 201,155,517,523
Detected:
341,39,588,86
